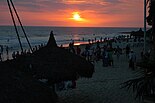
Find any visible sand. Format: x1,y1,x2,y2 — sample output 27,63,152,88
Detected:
1,38,149,103
56,40,148,103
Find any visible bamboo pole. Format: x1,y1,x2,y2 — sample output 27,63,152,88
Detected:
144,0,147,53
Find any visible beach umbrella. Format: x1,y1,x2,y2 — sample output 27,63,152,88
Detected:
14,31,94,83
0,61,58,103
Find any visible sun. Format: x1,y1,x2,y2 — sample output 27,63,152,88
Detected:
72,12,82,21
69,11,88,22
73,13,80,21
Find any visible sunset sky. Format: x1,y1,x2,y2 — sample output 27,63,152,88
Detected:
0,0,145,27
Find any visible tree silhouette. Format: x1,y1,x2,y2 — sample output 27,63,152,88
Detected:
147,0,155,25
147,0,155,51
121,1,155,102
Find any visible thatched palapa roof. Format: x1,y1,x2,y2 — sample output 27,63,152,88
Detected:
12,30,94,83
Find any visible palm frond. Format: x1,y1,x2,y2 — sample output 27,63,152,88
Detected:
121,73,154,99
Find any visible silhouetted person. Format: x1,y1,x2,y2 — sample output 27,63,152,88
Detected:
41,43,44,47
115,46,121,60
94,37,96,42
76,46,81,55
100,37,102,42
0,45,3,54
126,44,130,58
95,43,101,61
129,50,136,70
16,51,20,58
60,44,63,48
0,53,2,61
35,45,38,51
88,39,91,44
69,42,75,53
82,37,84,41
6,46,9,55
12,51,16,59
6,46,9,60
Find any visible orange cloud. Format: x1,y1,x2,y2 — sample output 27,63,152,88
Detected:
60,0,86,4
0,0,145,27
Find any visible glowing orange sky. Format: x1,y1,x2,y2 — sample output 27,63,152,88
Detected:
0,0,146,27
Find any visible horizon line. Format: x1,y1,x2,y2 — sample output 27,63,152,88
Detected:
0,25,147,28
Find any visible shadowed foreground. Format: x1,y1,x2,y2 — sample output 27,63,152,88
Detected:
0,61,57,103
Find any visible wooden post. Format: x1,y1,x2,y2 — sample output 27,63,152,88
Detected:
144,0,147,53
152,0,155,58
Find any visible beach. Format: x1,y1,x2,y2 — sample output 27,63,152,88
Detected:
0,27,150,103
0,32,151,103
56,40,147,103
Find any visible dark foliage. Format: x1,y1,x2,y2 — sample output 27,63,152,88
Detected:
121,59,155,100
147,0,155,25
0,61,58,103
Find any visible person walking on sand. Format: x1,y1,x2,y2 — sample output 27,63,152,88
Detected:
76,46,81,55
108,47,114,66
88,46,94,62
6,46,9,60
129,50,136,70
95,42,101,61
102,49,109,67
126,44,130,58
141,49,144,60
69,42,75,53
115,46,121,60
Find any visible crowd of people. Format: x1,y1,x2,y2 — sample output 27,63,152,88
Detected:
0,43,46,61
66,35,150,71
1,33,150,72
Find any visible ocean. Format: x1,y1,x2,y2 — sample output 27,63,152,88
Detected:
0,26,139,60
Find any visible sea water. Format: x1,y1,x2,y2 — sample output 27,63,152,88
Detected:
0,26,139,60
